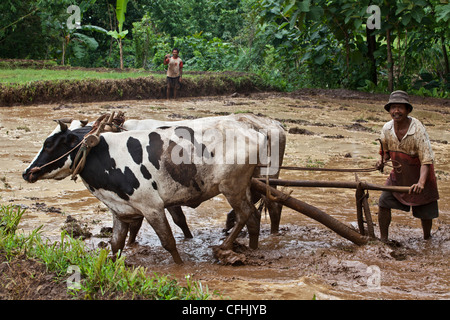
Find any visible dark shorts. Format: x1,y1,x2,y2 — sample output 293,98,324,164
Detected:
167,76,180,88
379,191,439,220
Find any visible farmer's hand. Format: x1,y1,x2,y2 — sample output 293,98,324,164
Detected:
375,159,384,172
409,182,425,194
410,165,429,194
179,77,182,83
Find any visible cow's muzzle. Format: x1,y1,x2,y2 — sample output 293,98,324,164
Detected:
22,167,40,183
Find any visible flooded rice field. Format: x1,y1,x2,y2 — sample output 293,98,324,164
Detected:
1,90,449,299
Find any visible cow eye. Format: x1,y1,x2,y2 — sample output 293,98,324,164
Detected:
44,140,53,150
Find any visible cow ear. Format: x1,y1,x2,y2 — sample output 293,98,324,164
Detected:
66,133,79,147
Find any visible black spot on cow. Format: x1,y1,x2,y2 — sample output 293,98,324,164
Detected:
157,126,171,130
174,126,212,159
152,181,158,190
140,164,152,180
80,137,140,201
164,140,200,191
127,137,143,165
147,132,164,170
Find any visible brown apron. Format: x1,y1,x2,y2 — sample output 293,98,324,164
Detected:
386,151,439,206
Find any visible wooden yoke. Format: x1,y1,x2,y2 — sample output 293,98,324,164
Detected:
70,113,112,181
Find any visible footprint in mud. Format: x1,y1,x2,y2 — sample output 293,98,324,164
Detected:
33,202,62,214
389,249,408,261
61,215,92,240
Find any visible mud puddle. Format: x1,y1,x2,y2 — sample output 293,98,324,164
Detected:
1,91,449,299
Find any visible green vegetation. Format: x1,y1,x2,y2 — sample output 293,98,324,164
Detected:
0,0,449,97
0,68,161,86
0,204,217,300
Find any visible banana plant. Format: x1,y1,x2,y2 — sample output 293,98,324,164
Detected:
107,0,130,69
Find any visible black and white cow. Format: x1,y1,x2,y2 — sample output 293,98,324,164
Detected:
69,114,286,237
122,114,286,234
23,115,285,264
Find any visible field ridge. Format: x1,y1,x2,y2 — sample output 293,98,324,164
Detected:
0,61,271,107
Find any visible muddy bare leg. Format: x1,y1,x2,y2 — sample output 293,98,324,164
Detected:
222,189,259,250
266,200,282,234
378,206,391,242
225,191,261,233
111,213,128,256
127,217,143,245
167,206,193,239
245,202,261,249
421,219,432,240
221,215,246,250
173,85,178,99
144,208,183,264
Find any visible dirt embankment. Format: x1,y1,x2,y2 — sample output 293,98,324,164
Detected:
0,73,268,107
0,60,269,107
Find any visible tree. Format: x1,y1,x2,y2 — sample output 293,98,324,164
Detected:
0,1,44,59
255,0,449,94
107,0,130,69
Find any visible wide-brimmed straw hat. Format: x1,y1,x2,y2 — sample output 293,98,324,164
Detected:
384,90,413,112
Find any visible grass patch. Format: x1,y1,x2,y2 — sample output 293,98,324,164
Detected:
0,204,218,300
305,157,325,168
0,68,164,86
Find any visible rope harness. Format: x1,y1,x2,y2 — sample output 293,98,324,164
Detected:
70,112,126,181
258,137,401,174
259,138,402,202
258,160,401,173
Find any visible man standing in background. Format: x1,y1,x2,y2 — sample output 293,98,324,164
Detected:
164,48,183,99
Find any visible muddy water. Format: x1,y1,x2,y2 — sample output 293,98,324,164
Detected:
1,92,449,300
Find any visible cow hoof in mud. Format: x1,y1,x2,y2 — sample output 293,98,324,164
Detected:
212,246,247,266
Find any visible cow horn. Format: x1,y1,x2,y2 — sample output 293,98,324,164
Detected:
55,120,68,132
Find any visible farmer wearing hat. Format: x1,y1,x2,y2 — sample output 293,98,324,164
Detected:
376,90,439,242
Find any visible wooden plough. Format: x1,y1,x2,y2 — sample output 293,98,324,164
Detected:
251,175,411,246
